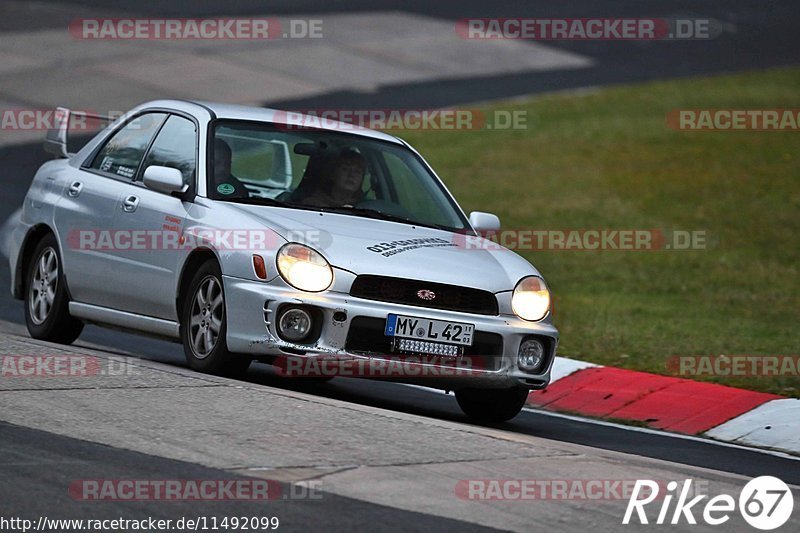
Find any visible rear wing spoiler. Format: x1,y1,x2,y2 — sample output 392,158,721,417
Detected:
44,107,114,159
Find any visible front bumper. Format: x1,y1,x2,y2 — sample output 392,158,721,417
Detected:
223,273,559,390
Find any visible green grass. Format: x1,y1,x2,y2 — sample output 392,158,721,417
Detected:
392,67,800,396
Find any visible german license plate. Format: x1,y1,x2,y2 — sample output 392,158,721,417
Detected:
384,314,475,346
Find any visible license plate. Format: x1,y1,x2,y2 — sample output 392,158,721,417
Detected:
384,314,475,346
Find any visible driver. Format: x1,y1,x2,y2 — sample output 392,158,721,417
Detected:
301,150,366,208
212,139,249,198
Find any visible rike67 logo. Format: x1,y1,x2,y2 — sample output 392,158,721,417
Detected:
624,476,794,529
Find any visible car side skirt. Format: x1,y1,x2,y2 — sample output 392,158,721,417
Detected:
69,302,180,341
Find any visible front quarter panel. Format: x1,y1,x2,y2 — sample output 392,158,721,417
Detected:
181,200,289,287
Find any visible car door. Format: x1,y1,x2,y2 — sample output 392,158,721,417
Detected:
108,114,198,320
55,112,168,309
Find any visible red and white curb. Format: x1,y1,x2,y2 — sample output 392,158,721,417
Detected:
530,357,800,456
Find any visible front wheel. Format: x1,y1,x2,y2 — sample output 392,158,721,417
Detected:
455,387,530,422
181,261,251,377
24,234,83,344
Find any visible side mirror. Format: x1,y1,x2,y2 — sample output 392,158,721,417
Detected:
469,211,501,232
143,166,186,195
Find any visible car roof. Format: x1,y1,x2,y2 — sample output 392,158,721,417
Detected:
139,99,404,145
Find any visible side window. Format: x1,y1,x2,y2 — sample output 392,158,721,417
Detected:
140,115,197,186
89,113,167,179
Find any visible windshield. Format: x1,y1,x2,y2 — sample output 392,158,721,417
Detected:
208,120,468,231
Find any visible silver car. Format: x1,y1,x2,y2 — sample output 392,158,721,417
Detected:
9,100,558,421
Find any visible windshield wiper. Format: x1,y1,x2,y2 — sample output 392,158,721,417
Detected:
216,196,287,207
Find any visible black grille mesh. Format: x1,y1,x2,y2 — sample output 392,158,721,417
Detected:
350,275,499,316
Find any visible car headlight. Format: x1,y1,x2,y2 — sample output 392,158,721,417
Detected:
512,276,550,321
277,243,333,292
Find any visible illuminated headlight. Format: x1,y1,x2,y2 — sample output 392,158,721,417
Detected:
511,276,550,321
277,243,333,292
518,338,545,372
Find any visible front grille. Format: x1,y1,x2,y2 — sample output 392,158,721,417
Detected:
350,275,499,316
345,316,504,370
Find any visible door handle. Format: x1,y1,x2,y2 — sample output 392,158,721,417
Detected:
122,195,140,213
67,181,83,197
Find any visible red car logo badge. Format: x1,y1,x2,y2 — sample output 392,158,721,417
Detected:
417,289,436,300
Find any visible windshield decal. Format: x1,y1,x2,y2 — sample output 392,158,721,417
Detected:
216,183,235,195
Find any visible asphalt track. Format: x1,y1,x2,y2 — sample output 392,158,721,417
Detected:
0,421,501,532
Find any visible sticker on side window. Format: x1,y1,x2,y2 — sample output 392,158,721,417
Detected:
116,166,135,178
99,156,113,172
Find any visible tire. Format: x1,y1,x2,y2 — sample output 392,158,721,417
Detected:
455,387,530,422
24,233,83,344
180,261,251,377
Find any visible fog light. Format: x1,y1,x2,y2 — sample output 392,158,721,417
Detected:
518,338,545,372
278,308,312,342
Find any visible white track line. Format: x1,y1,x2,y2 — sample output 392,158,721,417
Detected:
706,398,800,454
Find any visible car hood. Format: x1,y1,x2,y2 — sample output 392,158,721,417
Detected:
225,204,539,293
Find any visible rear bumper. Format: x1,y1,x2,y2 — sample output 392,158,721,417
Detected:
223,275,559,390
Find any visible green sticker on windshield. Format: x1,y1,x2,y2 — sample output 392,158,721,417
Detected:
217,183,235,195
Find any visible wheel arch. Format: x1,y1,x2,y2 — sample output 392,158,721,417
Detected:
176,248,222,325
14,224,57,300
